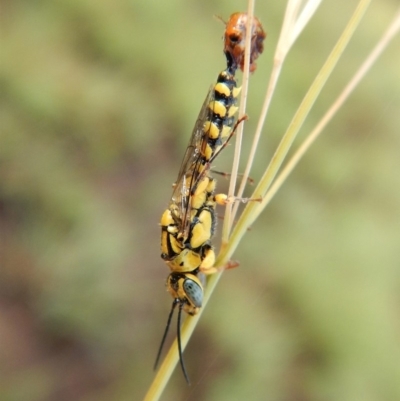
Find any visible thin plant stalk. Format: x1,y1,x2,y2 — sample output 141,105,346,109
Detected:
222,0,256,242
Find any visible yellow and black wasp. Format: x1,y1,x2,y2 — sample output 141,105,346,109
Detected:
155,12,266,383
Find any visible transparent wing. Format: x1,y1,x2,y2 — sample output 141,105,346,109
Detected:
170,86,214,239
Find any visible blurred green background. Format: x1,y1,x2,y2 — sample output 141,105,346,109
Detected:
1,1,399,400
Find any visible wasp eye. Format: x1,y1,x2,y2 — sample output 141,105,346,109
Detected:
183,278,203,308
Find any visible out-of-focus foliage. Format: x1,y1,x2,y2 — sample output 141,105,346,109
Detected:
1,1,399,400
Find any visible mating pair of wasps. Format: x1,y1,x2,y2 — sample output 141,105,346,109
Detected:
156,12,266,382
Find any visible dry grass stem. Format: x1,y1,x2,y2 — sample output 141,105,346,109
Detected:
222,0,256,241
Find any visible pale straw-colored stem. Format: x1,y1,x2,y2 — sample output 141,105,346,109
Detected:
221,0,256,242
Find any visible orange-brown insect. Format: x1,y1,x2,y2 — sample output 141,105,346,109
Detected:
224,12,266,73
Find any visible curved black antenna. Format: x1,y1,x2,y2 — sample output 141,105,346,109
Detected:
154,299,179,371
177,302,190,384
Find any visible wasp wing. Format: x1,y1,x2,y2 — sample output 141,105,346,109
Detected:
170,86,214,240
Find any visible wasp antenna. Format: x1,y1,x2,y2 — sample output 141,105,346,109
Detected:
154,299,178,371
177,302,191,384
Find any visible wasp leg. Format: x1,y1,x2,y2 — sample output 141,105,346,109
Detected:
214,193,262,205
199,252,240,275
